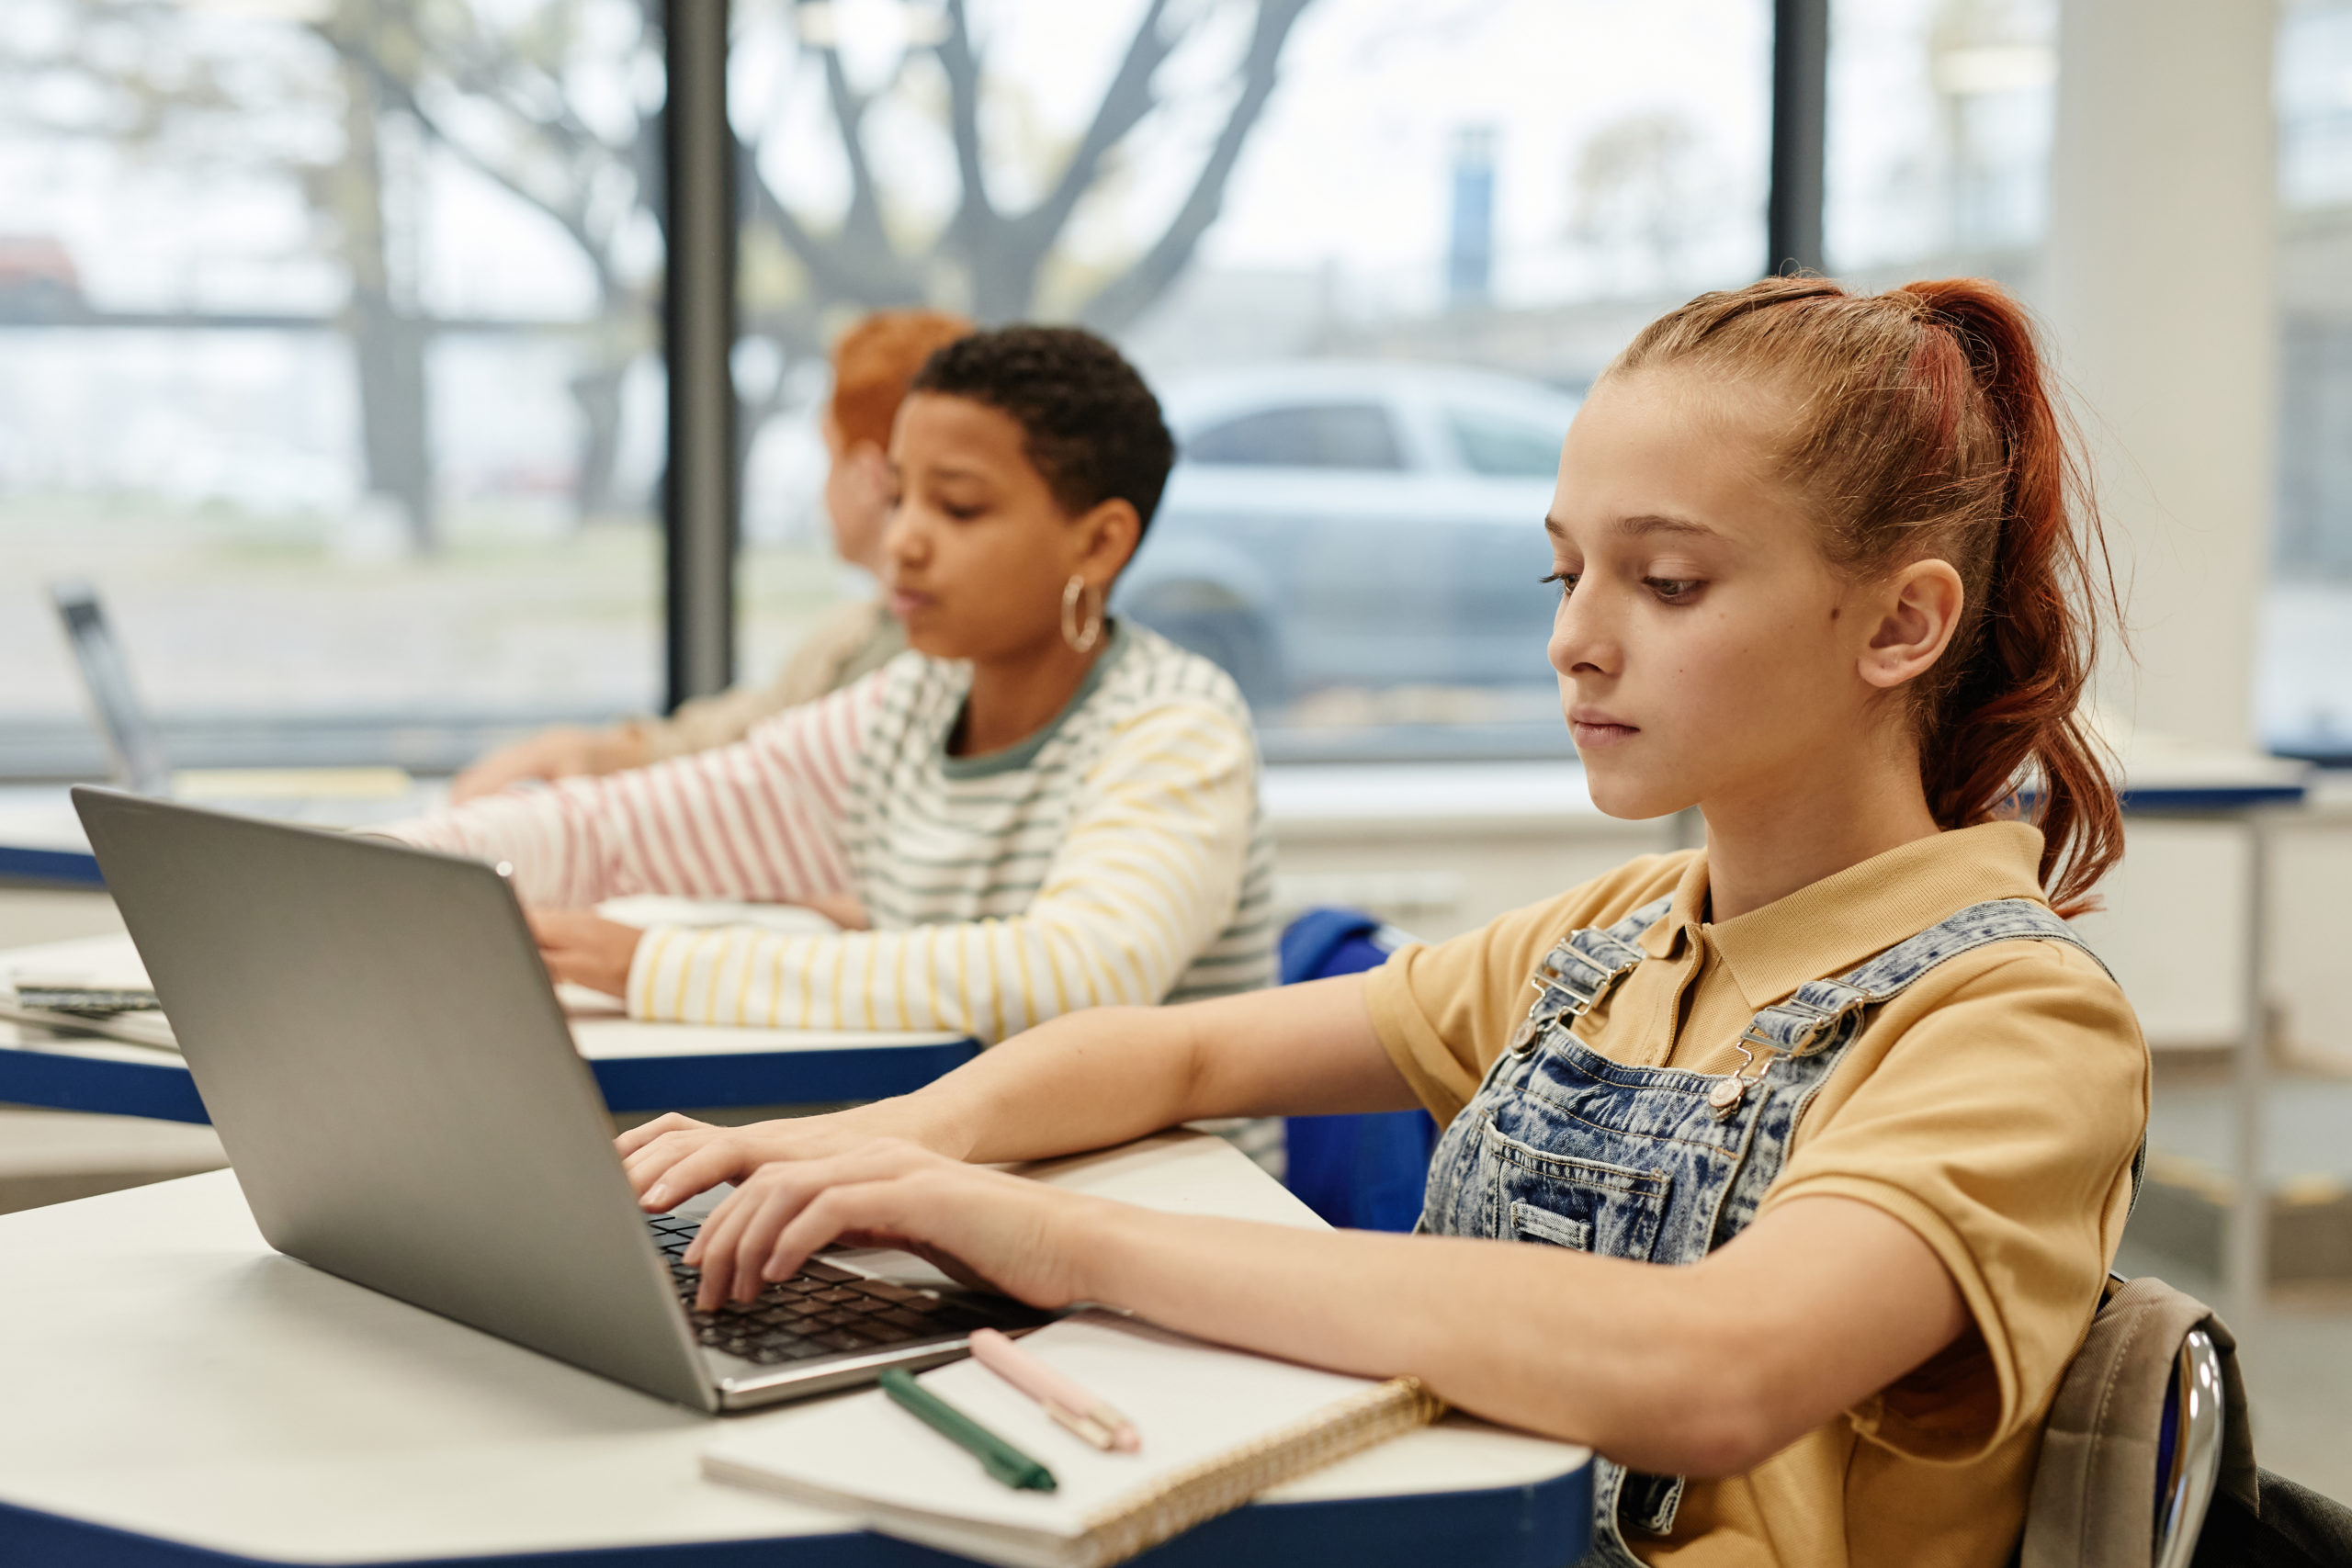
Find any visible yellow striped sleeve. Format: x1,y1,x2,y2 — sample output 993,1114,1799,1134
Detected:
622,700,1258,1043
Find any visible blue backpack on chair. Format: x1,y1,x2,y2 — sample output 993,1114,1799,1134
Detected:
1278,908,1441,1233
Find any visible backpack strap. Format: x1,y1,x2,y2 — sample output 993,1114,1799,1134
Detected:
2021,1277,2257,1568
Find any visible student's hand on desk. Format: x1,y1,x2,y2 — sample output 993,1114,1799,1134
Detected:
451,726,644,803
797,890,870,930
679,1139,1098,1312
526,909,644,998
619,1103,962,1210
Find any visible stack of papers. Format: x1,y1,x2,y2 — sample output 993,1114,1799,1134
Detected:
703,1311,1444,1568
0,935,176,1052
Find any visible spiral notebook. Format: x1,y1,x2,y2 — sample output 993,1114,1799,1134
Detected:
701,1311,1445,1568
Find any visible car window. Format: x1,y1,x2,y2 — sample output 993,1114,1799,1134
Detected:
1183,403,1405,469
1445,405,1566,478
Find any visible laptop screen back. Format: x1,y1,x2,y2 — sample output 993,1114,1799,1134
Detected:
50,582,172,796
72,789,717,1411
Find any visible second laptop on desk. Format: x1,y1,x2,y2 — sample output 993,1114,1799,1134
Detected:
74,786,1049,1413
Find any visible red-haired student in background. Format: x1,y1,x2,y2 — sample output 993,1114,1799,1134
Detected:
451,308,973,804
614,277,2147,1568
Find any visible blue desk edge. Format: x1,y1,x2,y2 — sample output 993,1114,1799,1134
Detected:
0,1462,1592,1567
0,841,105,889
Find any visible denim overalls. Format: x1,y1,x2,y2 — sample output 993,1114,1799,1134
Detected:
1419,895,2106,1567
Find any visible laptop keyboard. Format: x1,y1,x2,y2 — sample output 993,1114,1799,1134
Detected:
647,1214,1044,1366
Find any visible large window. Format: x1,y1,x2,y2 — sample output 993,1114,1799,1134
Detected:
2,1,1781,773
1822,0,2352,762
728,0,1771,760
1825,0,2053,276
0,0,666,777
2271,0,2352,759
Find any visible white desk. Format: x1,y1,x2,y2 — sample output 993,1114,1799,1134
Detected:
0,932,978,1123
0,787,102,887
0,1130,1591,1566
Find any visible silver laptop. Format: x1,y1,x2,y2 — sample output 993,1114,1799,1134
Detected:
73,787,1048,1413
51,581,171,795
47,581,431,826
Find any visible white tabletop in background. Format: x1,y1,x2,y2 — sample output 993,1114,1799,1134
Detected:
1262,761,1614,835
3,744,2322,874
0,1130,1588,1564
0,931,967,1064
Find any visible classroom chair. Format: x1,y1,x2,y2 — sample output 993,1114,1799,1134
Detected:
1278,908,1439,1233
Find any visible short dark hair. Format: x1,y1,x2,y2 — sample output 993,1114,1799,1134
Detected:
907,325,1175,536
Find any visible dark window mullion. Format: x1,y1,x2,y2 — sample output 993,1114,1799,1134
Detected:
662,0,738,712
1769,0,1829,277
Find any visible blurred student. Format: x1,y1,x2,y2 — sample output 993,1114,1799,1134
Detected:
450,309,973,805
612,279,2149,1567
389,326,1273,1044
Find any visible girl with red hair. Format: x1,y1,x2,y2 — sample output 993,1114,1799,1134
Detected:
619,278,2145,1567
452,308,972,802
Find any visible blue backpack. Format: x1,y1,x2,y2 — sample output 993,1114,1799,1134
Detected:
1277,908,1441,1233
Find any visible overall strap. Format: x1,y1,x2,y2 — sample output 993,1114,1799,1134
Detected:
1616,901,2111,1548
1537,895,1674,1017
1710,897,2108,1119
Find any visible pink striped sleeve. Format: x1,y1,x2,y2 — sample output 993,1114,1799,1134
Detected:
378,672,887,907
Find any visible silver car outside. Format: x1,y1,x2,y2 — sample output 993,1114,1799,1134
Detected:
1117,360,1581,714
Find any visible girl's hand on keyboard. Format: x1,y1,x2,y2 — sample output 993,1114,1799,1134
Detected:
619,1103,962,1212
681,1138,1100,1311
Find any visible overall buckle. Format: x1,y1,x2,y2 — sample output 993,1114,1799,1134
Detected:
1704,1000,1856,1119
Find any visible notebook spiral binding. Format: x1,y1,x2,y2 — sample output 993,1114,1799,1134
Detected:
1073,1376,1448,1568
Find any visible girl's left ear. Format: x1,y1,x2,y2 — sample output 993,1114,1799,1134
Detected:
1073,498,1143,583
1859,558,1966,692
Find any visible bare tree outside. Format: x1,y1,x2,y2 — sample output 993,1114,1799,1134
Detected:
0,0,664,553
729,0,1317,434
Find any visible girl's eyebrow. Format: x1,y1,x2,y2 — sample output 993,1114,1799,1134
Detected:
1618,512,1720,539
1544,513,1722,540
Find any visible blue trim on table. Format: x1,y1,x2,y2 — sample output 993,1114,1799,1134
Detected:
0,1465,1590,1568
586,1042,981,1109
2118,784,2308,813
0,1039,984,1124
0,1044,208,1122
0,841,105,888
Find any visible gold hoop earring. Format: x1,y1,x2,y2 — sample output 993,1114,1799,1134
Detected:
1060,574,1103,654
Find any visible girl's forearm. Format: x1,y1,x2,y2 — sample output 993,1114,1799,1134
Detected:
1059,1204,1744,1472
895,976,1410,1165
897,1005,1206,1163
1057,1195,1966,1478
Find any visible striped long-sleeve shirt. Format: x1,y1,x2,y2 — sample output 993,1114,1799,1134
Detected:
389,624,1275,1040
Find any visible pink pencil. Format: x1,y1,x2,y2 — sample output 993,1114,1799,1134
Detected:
967,1328,1142,1453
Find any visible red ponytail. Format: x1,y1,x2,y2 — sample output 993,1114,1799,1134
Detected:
1611,276,2123,916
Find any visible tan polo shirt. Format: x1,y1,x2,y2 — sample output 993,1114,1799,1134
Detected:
1364,821,2149,1568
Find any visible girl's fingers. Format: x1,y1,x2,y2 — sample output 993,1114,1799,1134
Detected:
642,1137,766,1211
686,1147,918,1288
764,1187,880,1286
625,1134,707,1200
762,1173,974,1292
626,1149,694,1203
688,1187,754,1308
616,1111,707,1159
728,1182,804,1303
687,1164,821,1303
686,1144,967,1308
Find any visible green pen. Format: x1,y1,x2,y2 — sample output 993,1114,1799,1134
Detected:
879,1367,1058,1493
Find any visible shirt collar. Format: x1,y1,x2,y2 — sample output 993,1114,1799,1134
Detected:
1639,851,1713,961
1645,820,2052,1010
